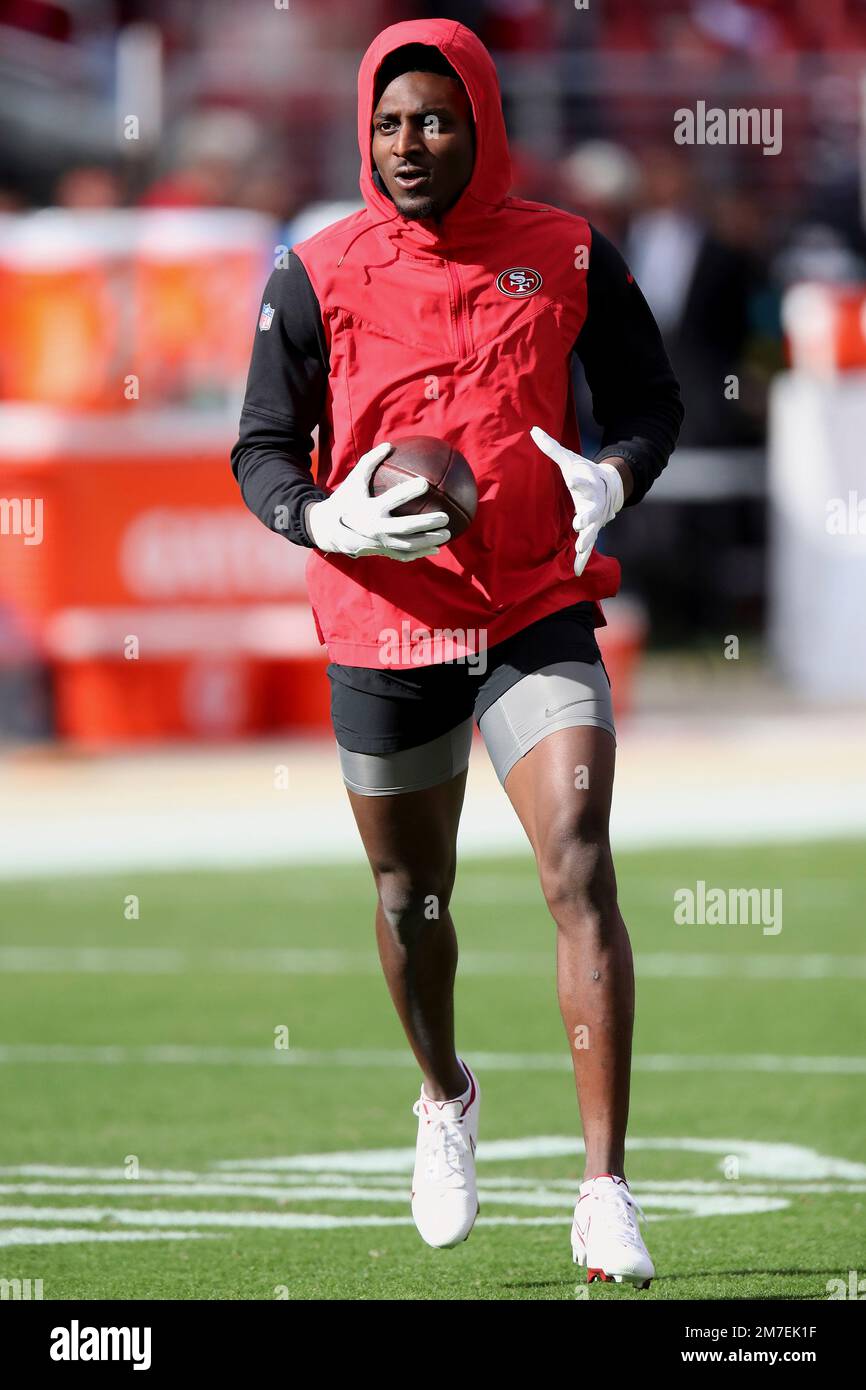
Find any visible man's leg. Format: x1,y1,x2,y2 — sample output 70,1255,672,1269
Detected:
500,725,634,1180
347,769,468,1102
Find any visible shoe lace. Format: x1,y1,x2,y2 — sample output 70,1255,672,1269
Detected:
592,1185,647,1242
413,1100,470,1186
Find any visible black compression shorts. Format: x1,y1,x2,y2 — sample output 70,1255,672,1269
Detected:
326,600,607,756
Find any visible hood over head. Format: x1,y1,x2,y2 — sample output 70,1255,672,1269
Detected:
356,18,512,253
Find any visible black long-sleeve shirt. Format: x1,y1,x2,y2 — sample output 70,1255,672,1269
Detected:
230,226,684,545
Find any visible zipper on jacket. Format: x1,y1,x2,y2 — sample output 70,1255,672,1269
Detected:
445,260,470,358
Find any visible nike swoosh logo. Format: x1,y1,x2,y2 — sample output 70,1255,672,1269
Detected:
470,1136,477,1156
544,699,584,719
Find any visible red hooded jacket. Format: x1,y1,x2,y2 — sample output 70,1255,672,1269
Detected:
255,19,680,667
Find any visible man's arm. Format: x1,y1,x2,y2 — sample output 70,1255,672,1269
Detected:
574,225,685,506
230,251,330,547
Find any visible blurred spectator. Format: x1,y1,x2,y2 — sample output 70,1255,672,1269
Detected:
139,109,261,208
687,0,785,61
598,0,866,56
233,158,311,226
625,147,768,447
54,165,125,209
559,141,641,244
772,223,866,287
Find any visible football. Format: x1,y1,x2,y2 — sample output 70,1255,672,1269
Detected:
370,435,478,541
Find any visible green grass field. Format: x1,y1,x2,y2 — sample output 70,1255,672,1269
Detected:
0,839,863,1300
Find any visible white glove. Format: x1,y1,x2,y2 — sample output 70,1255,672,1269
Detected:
306,442,451,561
530,425,624,577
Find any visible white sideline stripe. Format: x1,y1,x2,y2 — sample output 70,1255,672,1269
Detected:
0,1227,208,1247
3,736,866,878
1,946,864,980
0,1044,864,1076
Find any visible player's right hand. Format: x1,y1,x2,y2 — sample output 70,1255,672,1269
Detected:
305,442,451,560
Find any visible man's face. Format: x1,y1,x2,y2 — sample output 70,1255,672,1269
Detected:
372,71,475,222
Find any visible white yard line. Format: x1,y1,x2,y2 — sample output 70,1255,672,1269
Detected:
0,1179,861,1202
1,1169,863,1196
0,1043,863,1075
6,1139,866,1184
0,1227,209,1247
0,1182,450,1203
0,1138,859,1244
0,1200,787,1229
1,947,864,979
215,1136,866,1180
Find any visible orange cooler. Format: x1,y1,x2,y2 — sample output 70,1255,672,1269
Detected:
0,211,133,409
0,407,326,744
132,210,275,402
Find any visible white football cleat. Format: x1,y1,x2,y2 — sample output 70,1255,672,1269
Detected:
571,1173,655,1288
411,1057,480,1249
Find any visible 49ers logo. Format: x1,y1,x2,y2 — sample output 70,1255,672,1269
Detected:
496,266,543,298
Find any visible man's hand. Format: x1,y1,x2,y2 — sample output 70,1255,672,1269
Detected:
530,426,625,577
306,442,451,561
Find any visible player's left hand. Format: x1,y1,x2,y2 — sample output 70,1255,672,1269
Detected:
530,426,624,577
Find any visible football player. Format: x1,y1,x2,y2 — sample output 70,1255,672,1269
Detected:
232,18,683,1286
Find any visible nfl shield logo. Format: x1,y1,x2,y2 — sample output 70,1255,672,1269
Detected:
258,302,275,331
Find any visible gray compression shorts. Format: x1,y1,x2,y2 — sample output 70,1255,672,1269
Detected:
337,660,615,795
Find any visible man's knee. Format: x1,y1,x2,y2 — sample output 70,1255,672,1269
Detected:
373,858,456,937
537,812,617,925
